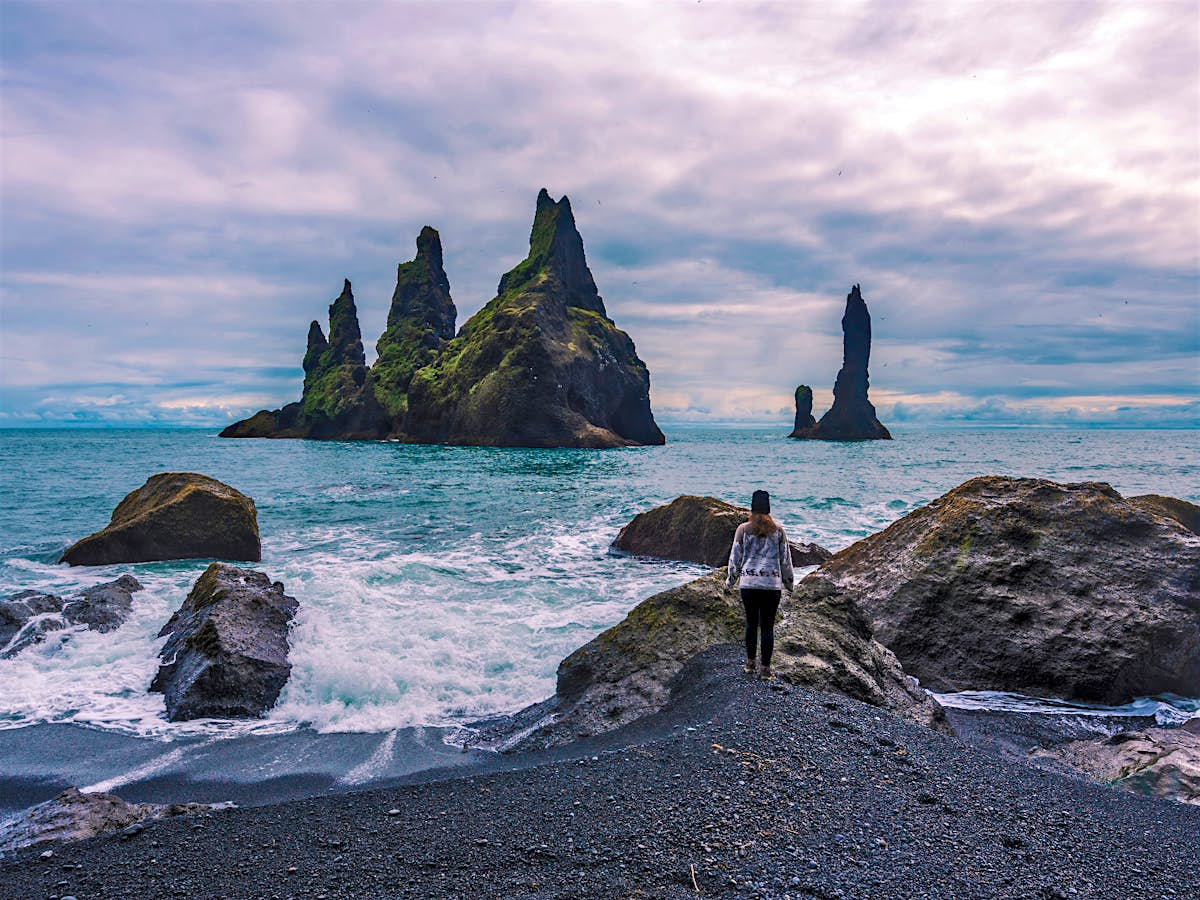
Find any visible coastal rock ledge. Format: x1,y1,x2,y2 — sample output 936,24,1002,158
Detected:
612,495,831,567
60,473,260,566
820,476,1200,703
491,572,948,751
1,575,142,658
150,563,297,721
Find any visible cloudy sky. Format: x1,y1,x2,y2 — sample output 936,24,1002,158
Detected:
1,0,1197,428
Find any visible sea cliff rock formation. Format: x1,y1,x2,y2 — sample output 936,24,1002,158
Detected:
792,285,891,441
0,575,142,658
818,476,1200,703
611,495,831,567
788,385,816,437
150,563,297,721
222,190,664,448
60,473,260,566
490,571,947,750
0,787,219,854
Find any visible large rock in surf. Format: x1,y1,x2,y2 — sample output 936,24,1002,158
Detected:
792,284,891,441
499,572,947,750
612,495,831,567
222,191,665,448
0,575,143,658
1040,719,1200,806
0,787,217,854
221,281,388,439
819,476,1200,703
788,384,816,437
150,563,297,721
404,190,664,447
60,473,260,566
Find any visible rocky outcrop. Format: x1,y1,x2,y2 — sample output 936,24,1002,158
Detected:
793,285,891,441
150,563,297,721
222,190,664,448
403,191,664,447
1130,494,1200,534
1,575,143,659
612,495,831,567
1036,719,1200,805
221,281,388,439
371,226,458,420
788,385,816,437
818,476,1200,703
60,473,259,566
496,572,947,750
0,787,218,854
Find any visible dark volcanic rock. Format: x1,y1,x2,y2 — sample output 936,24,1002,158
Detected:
788,384,816,437
150,563,298,721
0,787,216,854
372,226,458,420
497,571,946,750
819,476,1200,703
794,284,891,441
222,281,388,440
60,473,260,566
612,495,831,567
1130,493,1200,534
1,576,143,659
403,190,664,447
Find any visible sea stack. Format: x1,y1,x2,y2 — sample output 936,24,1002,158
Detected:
222,191,664,448
403,190,664,447
789,385,816,437
794,285,891,441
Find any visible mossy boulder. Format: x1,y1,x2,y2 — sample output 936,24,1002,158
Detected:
1130,494,1200,534
612,495,831,567
502,571,947,750
403,190,664,447
60,474,260,566
150,563,297,720
819,476,1200,703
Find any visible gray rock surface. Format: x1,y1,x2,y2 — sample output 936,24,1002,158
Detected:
0,576,142,659
819,475,1200,703
60,473,260,566
0,787,216,854
611,495,831,567
493,571,946,750
150,563,298,721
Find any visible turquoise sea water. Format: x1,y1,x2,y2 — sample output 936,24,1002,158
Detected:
0,426,1196,739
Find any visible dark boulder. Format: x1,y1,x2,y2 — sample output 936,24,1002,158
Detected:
612,495,831,567
793,284,891,441
60,473,259,566
150,563,298,721
1,576,142,658
0,787,217,854
788,384,816,437
818,476,1200,703
496,572,947,750
404,190,664,447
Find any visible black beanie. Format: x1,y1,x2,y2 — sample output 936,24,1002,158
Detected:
751,490,770,514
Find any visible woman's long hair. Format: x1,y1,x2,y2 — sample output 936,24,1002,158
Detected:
746,512,779,537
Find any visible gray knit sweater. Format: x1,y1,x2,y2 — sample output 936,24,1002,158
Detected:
725,522,794,591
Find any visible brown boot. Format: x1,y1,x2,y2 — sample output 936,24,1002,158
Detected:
744,659,756,674
759,665,774,681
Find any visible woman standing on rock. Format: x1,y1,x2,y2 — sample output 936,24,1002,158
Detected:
726,490,794,680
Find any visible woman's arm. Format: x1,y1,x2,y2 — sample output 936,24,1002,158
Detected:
725,525,744,588
779,527,794,592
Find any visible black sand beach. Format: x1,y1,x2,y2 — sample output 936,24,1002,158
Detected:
4,646,1198,899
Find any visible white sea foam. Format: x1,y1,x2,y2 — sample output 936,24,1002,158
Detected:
933,689,1200,726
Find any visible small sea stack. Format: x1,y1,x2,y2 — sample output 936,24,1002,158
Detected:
792,284,892,441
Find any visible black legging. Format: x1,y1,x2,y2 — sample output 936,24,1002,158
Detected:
740,588,781,665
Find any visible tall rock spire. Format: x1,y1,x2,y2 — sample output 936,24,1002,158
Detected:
792,284,892,441
324,279,367,368
372,226,458,420
789,385,816,438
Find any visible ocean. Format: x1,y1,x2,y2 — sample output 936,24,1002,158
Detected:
1,426,1197,743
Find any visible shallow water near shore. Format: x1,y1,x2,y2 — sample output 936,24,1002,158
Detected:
0,425,1197,749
